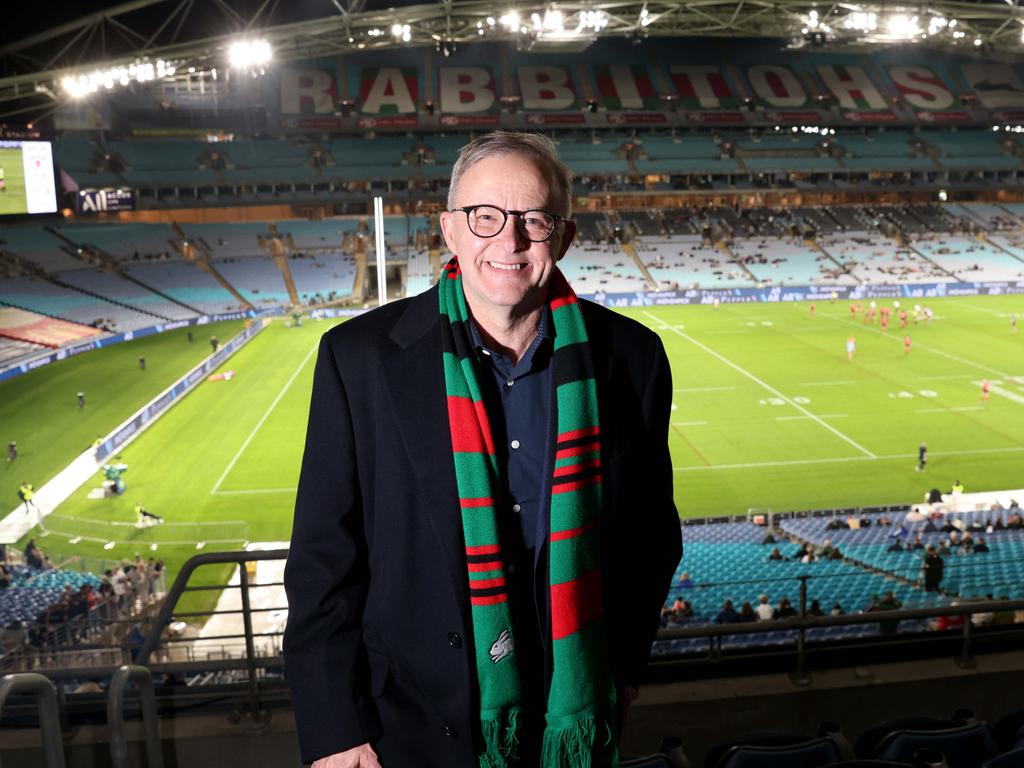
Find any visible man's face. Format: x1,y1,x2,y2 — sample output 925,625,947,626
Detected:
440,153,573,318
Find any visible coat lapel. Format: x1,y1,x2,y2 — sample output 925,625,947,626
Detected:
383,286,470,616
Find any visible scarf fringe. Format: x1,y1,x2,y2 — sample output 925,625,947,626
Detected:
540,710,619,768
479,706,522,768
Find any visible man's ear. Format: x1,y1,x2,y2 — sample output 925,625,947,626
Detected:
555,219,576,262
439,210,458,255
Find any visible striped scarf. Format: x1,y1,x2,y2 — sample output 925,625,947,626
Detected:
439,257,618,768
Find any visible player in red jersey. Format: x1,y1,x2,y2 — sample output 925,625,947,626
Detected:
899,310,909,327
981,379,990,401
810,303,816,317
904,335,912,354
881,315,889,332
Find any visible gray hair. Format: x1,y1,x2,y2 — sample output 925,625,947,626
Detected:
447,131,573,218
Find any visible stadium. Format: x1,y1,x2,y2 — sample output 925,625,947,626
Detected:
1,0,1024,765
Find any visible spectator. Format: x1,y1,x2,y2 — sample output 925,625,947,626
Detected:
755,594,775,621
767,547,785,561
877,590,903,636
923,545,945,592
807,599,824,617
974,536,990,553
933,600,965,632
24,539,43,570
716,599,741,624
738,602,757,623
677,572,693,589
831,603,845,616
776,597,798,619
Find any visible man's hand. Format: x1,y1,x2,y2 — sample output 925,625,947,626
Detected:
312,744,382,768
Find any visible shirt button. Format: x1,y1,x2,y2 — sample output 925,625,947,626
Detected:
447,632,462,648
441,725,458,738
505,379,514,388
512,504,522,514
510,439,521,450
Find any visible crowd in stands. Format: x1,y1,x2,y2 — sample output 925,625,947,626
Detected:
0,541,165,668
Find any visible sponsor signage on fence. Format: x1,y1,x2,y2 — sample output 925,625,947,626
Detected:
578,280,1024,308
95,321,266,461
76,188,136,213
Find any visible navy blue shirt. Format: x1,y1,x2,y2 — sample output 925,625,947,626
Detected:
469,310,553,748
468,310,554,563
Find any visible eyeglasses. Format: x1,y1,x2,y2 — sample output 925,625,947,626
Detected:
450,204,563,243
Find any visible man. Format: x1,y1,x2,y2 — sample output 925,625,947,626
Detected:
917,442,927,472
6,441,15,463
134,502,163,527
77,391,86,409
18,481,37,514
284,132,680,768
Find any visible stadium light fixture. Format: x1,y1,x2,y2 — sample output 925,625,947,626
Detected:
500,11,521,31
60,58,177,98
228,39,272,69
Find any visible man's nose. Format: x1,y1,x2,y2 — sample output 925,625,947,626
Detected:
496,212,530,250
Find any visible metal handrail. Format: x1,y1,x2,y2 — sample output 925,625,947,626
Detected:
0,673,66,768
108,665,163,768
136,549,288,666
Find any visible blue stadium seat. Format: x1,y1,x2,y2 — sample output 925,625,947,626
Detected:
874,724,997,767
982,749,1024,768
717,737,841,767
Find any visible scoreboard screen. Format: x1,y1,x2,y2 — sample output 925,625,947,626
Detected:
0,140,57,216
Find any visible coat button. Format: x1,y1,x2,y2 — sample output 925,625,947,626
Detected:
447,632,462,648
441,725,457,738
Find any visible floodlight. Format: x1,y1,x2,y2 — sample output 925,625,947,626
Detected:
228,39,272,68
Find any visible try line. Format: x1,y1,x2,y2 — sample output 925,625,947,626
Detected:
210,343,318,495
674,445,1024,471
644,311,877,458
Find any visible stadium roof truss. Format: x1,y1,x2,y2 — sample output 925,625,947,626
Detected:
1,0,1024,121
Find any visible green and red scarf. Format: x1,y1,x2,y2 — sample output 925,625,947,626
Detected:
439,257,618,768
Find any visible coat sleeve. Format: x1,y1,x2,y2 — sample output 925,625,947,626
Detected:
283,334,382,763
607,333,682,688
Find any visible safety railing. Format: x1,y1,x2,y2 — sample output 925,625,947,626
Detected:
108,664,163,768
136,548,288,727
0,672,66,768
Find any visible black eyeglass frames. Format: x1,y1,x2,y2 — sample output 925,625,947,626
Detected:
449,205,564,242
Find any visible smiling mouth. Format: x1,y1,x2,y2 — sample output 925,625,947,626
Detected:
488,262,525,271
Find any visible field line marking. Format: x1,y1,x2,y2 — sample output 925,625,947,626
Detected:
798,380,856,387
984,382,1024,405
645,311,877,458
211,343,318,495
776,413,848,421
214,488,297,495
674,445,1024,471
915,406,984,413
674,386,736,393
810,307,1012,378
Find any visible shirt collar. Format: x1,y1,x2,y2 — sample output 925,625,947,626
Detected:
469,305,553,370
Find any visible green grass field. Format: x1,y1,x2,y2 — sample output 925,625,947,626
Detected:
4,296,1024,613
0,147,28,216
